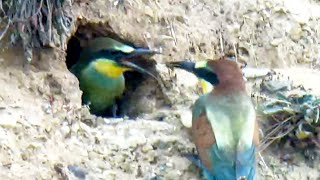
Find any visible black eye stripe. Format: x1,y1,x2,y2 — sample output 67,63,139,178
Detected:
90,50,129,61
194,68,219,85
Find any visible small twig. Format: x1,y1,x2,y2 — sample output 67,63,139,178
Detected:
233,42,238,62
20,0,28,19
261,125,282,146
260,116,294,151
0,0,5,15
168,19,177,46
270,115,281,123
258,152,274,178
311,138,320,149
249,36,257,66
154,0,161,8
46,0,52,44
8,0,43,23
259,128,264,138
268,126,295,140
265,120,281,132
0,18,11,41
219,30,224,56
265,116,293,135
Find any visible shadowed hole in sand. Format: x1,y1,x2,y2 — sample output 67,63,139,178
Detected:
65,22,164,118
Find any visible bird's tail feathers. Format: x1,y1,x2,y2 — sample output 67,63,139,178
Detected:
182,153,204,169
182,153,215,180
235,145,257,180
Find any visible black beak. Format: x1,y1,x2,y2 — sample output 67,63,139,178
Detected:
118,58,165,88
128,48,161,57
119,59,157,79
166,60,219,85
165,61,196,73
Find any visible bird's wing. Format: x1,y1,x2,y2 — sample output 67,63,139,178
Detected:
191,94,216,171
204,94,257,179
205,94,256,152
70,49,94,76
192,94,207,122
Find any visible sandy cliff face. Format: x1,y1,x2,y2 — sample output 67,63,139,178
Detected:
0,0,319,179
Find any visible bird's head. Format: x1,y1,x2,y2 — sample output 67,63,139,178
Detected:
94,58,133,78
87,37,161,56
87,37,160,78
94,55,159,81
206,56,245,84
87,37,136,54
166,56,246,93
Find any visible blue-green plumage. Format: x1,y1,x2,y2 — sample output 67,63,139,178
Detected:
203,93,256,180
70,37,158,116
76,58,126,115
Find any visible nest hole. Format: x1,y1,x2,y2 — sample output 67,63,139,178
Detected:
66,22,166,118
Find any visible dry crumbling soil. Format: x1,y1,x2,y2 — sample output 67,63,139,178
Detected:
0,0,320,179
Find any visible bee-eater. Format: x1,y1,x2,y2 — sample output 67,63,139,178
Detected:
70,37,159,116
167,57,259,180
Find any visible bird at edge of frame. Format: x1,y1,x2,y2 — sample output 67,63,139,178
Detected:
166,57,259,180
70,37,161,117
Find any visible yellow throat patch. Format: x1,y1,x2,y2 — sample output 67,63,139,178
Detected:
200,79,213,94
195,61,213,94
94,59,132,78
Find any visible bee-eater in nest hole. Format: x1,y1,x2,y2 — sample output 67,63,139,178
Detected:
71,37,160,117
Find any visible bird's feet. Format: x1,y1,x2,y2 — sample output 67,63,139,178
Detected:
112,104,119,118
84,102,91,110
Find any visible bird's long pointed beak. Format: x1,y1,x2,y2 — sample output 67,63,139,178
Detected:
131,48,161,56
165,61,196,73
167,60,223,87
119,59,164,87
